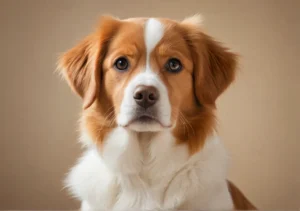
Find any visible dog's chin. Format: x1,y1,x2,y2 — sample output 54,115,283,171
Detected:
127,122,164,132
121,116,172,132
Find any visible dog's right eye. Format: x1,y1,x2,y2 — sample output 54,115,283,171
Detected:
165,58,182,73
114,57,129,71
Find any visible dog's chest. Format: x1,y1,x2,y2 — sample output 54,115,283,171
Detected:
112,132,190,209
137,132,189,184
67,131,230,210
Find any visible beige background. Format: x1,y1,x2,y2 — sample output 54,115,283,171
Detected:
1,0,299,210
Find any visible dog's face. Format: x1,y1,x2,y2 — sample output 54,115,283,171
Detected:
58,15,237,152
104,18,197,132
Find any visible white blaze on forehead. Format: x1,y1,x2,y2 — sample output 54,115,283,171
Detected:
116,18,171,131
144,18,164,71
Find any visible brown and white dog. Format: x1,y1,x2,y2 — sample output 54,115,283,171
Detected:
58,14,256,211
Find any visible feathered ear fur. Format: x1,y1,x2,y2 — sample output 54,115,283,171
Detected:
182,15,238,107
57,15,120,109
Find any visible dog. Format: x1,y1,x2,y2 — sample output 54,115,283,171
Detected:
58,14,256,210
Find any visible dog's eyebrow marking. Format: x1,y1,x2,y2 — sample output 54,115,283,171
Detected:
144,18,164,72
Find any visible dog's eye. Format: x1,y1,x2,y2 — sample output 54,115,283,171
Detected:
165,58,182,73
114,57,129,71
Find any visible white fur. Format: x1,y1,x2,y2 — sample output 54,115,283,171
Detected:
182,14,204,26
117,18,171,132
144,18,164,72
65,129,233,210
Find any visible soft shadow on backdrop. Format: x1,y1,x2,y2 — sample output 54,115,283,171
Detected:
1,0,299,210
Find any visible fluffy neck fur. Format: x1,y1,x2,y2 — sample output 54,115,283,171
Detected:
67,126,230,210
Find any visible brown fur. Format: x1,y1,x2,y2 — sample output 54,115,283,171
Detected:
59,16,122,145
227,180,257,210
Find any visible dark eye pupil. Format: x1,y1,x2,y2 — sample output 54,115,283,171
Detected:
170,61,179,69
166,58,182,73
115,57,129,71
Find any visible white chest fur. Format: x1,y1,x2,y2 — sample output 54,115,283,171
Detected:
65,127,233,211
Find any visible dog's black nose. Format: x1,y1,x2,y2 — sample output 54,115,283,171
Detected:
133,85,159,109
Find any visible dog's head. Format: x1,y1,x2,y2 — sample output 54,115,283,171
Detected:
58,15,237,152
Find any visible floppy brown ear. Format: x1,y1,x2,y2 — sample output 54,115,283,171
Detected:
58,16,120,109
58,34,98,109
182,15,238,107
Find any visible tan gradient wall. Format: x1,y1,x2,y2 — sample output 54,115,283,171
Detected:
1,0,299,210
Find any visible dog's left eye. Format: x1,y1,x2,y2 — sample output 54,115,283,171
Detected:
114,57,129,71
165,58,182,73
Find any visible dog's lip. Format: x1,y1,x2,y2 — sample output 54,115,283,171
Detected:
122,114,172,128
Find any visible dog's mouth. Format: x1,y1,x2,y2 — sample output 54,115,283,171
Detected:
135,115,157,123
126,114,160,125
123,113,172,129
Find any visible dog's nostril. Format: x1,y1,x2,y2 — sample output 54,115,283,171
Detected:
134,92,143,100
148,93,156,101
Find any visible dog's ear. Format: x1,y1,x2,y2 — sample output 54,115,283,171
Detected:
57,16,120,109
181,15,238,107
58,34,98,109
